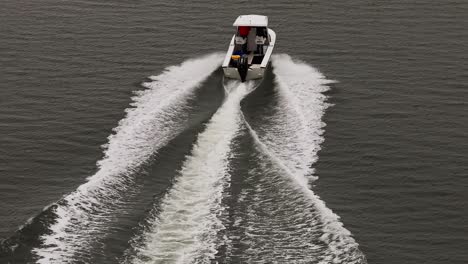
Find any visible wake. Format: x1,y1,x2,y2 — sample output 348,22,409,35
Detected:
32,54,222,264
124,81,254,264
28,52,364,263
239,54,365,263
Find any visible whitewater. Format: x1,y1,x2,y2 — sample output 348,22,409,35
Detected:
234,54,365,263
124,81,254,264
28,53,365,264
32,54,222,263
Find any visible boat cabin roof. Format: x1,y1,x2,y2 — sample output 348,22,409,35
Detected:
233,15,268,27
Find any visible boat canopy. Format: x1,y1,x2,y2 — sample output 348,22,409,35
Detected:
233,15,268,27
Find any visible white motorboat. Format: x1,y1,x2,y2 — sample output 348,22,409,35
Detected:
222,15,276,82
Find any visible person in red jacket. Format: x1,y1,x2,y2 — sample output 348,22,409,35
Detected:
238,26,250,37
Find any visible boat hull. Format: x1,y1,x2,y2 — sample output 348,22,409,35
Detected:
222,66,265,81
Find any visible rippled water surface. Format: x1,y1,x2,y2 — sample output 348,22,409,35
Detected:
1,1,467,263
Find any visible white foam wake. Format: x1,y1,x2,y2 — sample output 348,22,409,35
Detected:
126,81,253,264
244,54,364,263
268,54,333,183
33,53,222,264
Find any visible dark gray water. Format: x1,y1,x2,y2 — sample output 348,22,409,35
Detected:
1,0,467,263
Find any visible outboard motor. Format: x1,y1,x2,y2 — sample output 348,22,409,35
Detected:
237,55,248,82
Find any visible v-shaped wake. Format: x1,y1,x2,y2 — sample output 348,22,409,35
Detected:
22,53,365,264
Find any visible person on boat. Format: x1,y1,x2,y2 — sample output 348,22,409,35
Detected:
234,26,250,55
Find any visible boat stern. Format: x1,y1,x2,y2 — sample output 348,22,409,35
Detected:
223,65,265,81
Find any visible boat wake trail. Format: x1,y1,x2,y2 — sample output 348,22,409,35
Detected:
23,52,364,263
32,54,222,264
235,54,366,263
123,81,254,264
